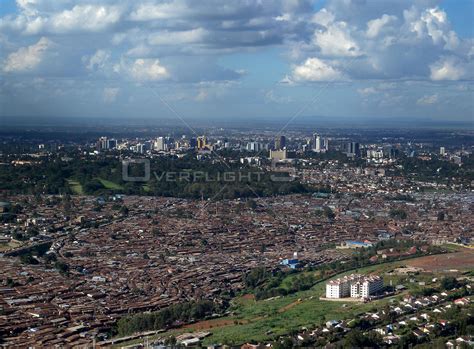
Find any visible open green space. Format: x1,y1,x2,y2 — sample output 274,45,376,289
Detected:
0,240,22,252
198,261,435,345
114,250,469,348
66,179,84,195
98,178,124,190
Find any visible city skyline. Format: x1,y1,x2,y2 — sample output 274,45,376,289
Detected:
1,0,473,123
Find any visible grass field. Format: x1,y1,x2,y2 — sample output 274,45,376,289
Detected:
113,247,473,347
66,179,84,195
98,178,124,190
0,240,22,252
67,178,124,193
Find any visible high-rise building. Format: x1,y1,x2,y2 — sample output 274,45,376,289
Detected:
390,148,399,158
275,135,286,150
96,137,108,151
154,137,166,151
197,136,207,150
106,139,117,150
440,147,446,156
247,142,262,152
189,138,197,148
323,138,329,151
313,133,321,152
347,142,360,157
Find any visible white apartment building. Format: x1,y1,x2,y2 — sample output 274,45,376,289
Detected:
325,274,359,298
350,275,384,298
326,274,383,299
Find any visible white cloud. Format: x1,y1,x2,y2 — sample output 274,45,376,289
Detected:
4,4,123,34
103,87,119,103
417,93,438,105
264,89,292,104
126,45,151,57
117,58,170,81
405,6,459,49
16,0,39,16
279,75,294,85
357,87,377,96
50,5,122,33
129,2,189,21
3,37,51,72
430,57,465,81
312,8,335,27
83,49,110,71
275,13,292,22
421,7,447,44
313,21,361,57
1,1,473,88
24,16,47,35
366,14,396,38
148,28,208,46
292,57,344,82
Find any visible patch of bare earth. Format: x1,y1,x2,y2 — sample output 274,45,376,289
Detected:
406,249,474,272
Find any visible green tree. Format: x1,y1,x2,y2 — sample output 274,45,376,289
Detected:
441,276,460,290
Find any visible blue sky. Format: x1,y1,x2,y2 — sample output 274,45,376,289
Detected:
0,0,473,123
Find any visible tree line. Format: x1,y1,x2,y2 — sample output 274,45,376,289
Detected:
116,300,219,336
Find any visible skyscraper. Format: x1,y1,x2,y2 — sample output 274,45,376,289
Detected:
275,135,286,150
155,137,166,151
96,137,108,151
347,142,360,157
323,138,329,151
313,133,321,152
197,136,207,150
106,139,117,149
247,142,262,152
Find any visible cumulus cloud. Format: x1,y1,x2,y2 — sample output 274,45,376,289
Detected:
290,1,472,82
1,0,473,120
49,5,122,33
2,4,122,34
83,49,111,72
429,57,466,81
313,19,362,57
3,36,52,72
2,0,469,83
366,14,397,38
357,87,377,96
129,1,190,21
292,57,344,82
115,58,170,82
416,7,459,49
148,28,208,46
417,93,438,105
312,8,335,27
